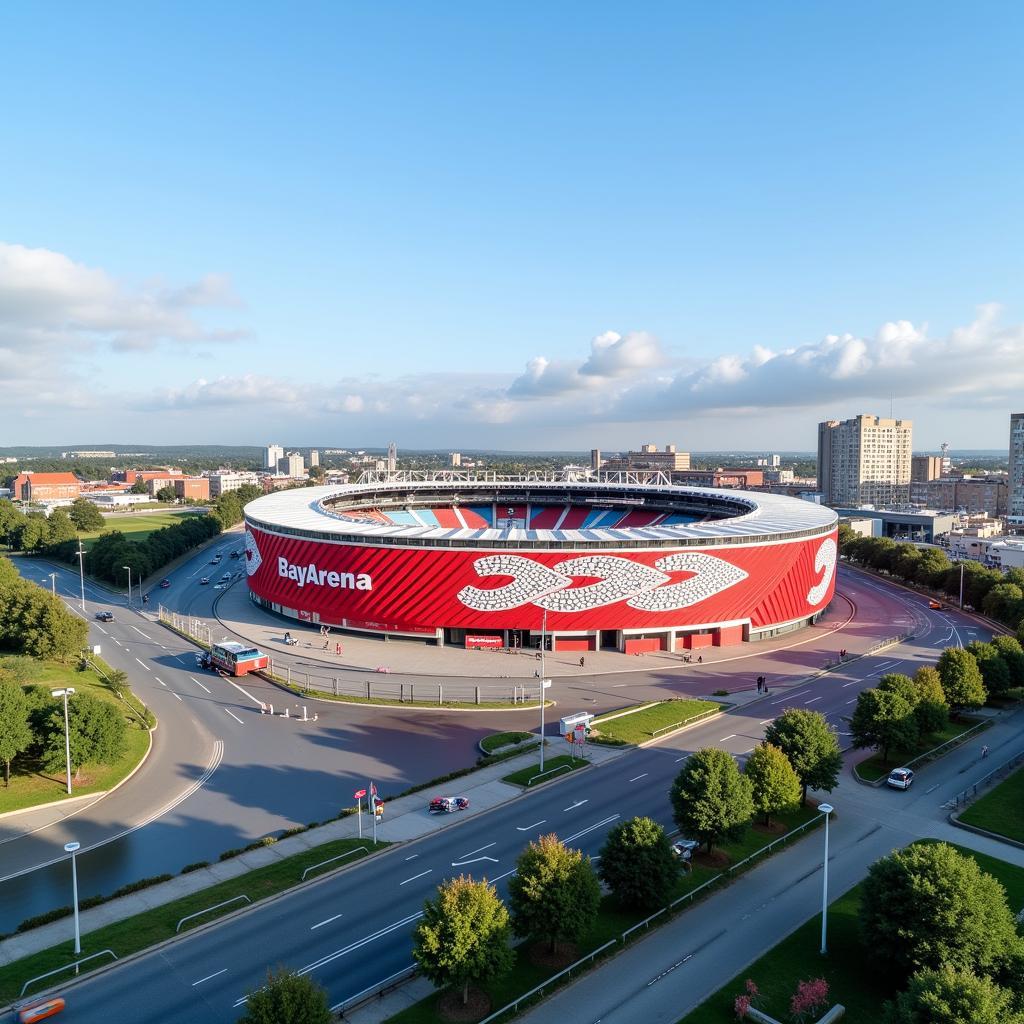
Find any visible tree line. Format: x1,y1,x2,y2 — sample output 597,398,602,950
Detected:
0,558,88,663
839,524,1024,632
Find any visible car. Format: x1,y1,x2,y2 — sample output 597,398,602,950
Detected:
210,557,220,564
16,995,66,1023
230,550,240,559
928,600,944,610
94,610,114,622
887,767,914,790
200,577,210,585
428,796,470,814
671,838,700,860
220,572,232,581
160,579,171,588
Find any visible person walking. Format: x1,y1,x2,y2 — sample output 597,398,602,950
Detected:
697,655,702,664
579,656,585,669
982,745,990,759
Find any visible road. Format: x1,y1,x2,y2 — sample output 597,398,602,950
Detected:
15,580,995,1022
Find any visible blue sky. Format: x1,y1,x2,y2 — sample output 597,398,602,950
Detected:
2,2,1022,450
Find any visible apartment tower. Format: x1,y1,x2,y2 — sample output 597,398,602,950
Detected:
817,415,913,506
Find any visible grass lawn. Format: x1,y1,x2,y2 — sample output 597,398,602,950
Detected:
502,755,586,787
590,699,720,746
676,841,1024,1024
77,510,204,550
959,765,1024,844
386,805,821,1024
481,731,535,753
0,837,382,1004
0,660,152,815
855,717,986,781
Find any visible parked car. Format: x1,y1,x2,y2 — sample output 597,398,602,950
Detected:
428,796,470,814
94,610,114,622
887,767,914,790
159,579,171,588
928,600,944,610
200,577,210,585
671,838,700,860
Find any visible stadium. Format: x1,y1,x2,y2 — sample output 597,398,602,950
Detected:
242,476,838,653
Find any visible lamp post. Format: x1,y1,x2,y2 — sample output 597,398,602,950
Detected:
76,540,86,611
65,841,81,956
48,572,57,596
122,565,132,609
539,609,549,771
50,687,76,795
818,802,834,955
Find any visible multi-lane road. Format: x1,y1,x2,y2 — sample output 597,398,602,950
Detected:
6,569,995,1022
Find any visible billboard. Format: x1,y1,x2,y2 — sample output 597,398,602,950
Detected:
245,526,837,635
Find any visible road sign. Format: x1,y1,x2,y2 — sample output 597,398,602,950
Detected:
354,788,367,799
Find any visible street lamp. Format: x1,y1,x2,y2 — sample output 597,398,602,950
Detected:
818,802,834,955
48,572,57,596
75,540,86,611
65,841,81,956
50,687,76,795
122,565,132,609
538,609,550,771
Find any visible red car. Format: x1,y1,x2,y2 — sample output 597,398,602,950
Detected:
428,796,470,814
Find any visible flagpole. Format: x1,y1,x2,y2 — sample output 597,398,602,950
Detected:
371,781,377,846
539,609,547,772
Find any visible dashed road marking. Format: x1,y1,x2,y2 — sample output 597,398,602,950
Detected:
311,914,342,930
225,708,244,724
192,968,227,986
400,869,432,886
516,819,547,831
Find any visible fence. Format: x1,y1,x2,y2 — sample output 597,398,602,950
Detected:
905,719,991,773
946,747,1024,810
334,965,417,1017
650,705,722,737
302,846,368,881
176,894,251,933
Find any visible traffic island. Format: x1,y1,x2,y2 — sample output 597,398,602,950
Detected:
588,699,722,746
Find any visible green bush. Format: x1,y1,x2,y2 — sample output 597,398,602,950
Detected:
110,874,173,898
181,861,210,874
219,847,245,861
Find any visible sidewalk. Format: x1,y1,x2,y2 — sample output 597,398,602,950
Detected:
0,741,627,968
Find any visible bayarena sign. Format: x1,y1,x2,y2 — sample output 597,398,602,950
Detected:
242,478,838,654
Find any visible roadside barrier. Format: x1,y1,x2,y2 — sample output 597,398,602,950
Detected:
527,763,573,786
20,950,117,997
945,746,1024,809
301,846,368,882
334,965,416,1017
176,894,251,933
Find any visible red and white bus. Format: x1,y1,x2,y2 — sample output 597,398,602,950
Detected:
202,641,269,676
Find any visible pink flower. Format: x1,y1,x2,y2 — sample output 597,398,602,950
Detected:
734,994,751,1019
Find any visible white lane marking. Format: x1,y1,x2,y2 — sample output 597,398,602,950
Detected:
925,784,940,794
311,914,343,930
563,799,588,811
718,736,736,743
758,719,773,725
131,626,152,640
491,868,516,883
225,708,244,724
134,657,151,672
226,678,264,708
845,698,857,705
771,689,809,704
841,680,859,687
628,773,649,782
190,676,212,694
516,820,546,831
459,842,497,858
804,696,823,704
563,814,619,845
114,638,123,646
192,968,227,987
172,692,183,701
400,869,433,886
404,854,419,861
95,625,108,635
157,678,167,687
674,756,687,762
451,855,499,867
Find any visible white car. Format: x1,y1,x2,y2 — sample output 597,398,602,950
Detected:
887,767,914,790
671,838,699,860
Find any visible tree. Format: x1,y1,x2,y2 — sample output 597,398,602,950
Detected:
508,834,600,952
412,875,513,1005
851,688,919,766
936,648,987,715
982,583,1024,626
0,682,33,786
908,667,949,736
45,509,77,545
991,636,1024,690
67,498,105,531
883,966,1024,1024
598,816,679,910
763,709,842,805
743,743,801,826
156,486,177,503
41,691,127,779
861,843,1019,979
129,479,148,495
670,747,753,851
966,641,1011,699
238,966,331,1024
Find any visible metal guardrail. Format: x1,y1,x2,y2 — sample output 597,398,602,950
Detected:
20,949,118,996
176,894,251,933
904,719,990,773
527,763,572,786
333,964,417,1016
723,814,821,875
946,747,1024,809
477,939,618,1024
301,846,368,881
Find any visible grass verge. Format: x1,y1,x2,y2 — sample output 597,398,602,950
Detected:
676,840,1024,1024
385,805,820,1024
0,837,383,1004
502,755,586,787
0,660,152,816
481,732,535,754
855,717,986,781
77,510,202,550
959,764,1024,842
589,699,720,746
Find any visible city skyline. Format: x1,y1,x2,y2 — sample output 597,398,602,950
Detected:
2,4,1022,448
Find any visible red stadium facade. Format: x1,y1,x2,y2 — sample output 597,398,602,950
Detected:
243,480,838,653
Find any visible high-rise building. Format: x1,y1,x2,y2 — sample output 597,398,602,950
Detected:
600,443,691,473
1010,412,1024,522
817,415,913,507
449,452,462,468
387,442,397,475
277,452,305,477
911,455,943,483
265,444,284,470
309,450,320,468
590,449,602,472
209,472,261,497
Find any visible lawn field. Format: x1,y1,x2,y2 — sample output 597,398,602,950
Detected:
77,509,206,549
590,699,720,745
959,765,1024,843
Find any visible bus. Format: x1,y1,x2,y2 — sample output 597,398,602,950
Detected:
202,641,269,677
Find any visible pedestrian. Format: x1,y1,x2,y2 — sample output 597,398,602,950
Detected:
335,642,341,655
697,655,702,664
323,640,329,650
982,745,990,759
579,656,585,669
756,677,762,693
